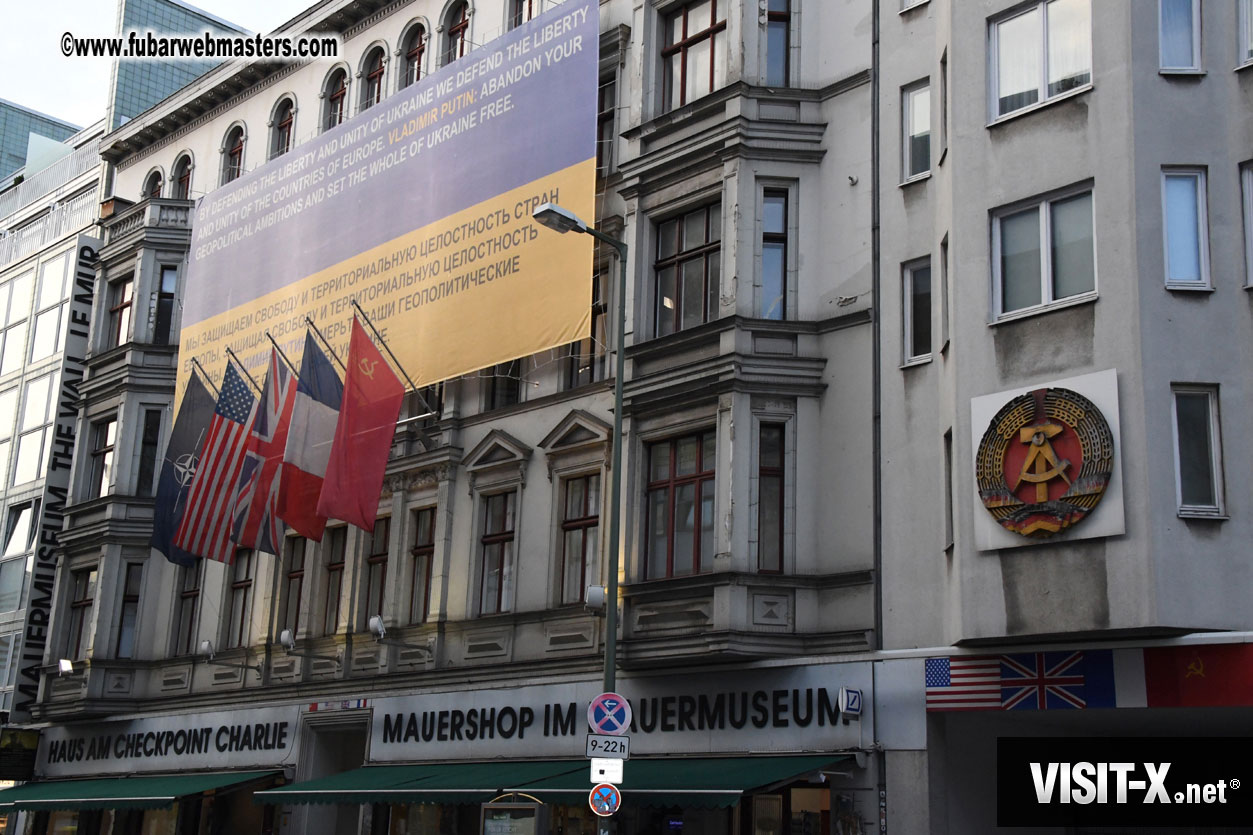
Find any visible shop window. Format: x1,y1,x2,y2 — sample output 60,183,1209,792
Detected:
271,97,295,159
221,125,245,185
323,69,348,131
107,275,133,348
444,2,470,65
662,0,728,110
361,47,386,111
281,536,307,636
645,430,715,579
402,25,426,88
87,415,118,499
173,563,201,656
563,272,606,390
990,0,1091,119
172,154,192,200
561,473,600,604
323,527,347,635
226,550,254,649
409,507,435,624
115,563,143,658
65,566,98,661
479,491,516,615
0,270,33,375
363,516,389,623
654,203,722,337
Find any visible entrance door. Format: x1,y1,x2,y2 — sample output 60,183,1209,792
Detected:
289,713,369,835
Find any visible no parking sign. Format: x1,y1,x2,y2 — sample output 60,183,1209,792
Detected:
587,692,632,735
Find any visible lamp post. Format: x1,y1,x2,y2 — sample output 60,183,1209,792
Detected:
532,202,626,693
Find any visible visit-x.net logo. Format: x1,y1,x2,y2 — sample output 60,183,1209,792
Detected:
998,738,1252,827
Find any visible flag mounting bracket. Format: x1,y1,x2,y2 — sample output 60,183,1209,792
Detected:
199,640,263,677
276,629,342,664
367,615,435,658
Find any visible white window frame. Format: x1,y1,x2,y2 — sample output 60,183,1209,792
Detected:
1171,385,1225,517
1159,0,1202,72
988,0,1093,121
901,257,933,364
990,186,1097,321
1241,163,1253,287
901,80,931,183
1239,0,1253,68
1160,168,1211,290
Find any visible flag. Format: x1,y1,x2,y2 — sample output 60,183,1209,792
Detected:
925,656,1003,711
150,370,216,566
317,318,404,531
277,333,343,541
1145,644,1253,707
231,349,297,554
174,363,257,563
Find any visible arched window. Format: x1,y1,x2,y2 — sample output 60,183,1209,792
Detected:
443,2,470,65
143,170,163,199
402,25,426,88
221,126,245,185
172,155,192,199
510,0,534,29
271,97,295,159
361,48,386,110
324,68,348,131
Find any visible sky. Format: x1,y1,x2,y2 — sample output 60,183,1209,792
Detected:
1,0,314,129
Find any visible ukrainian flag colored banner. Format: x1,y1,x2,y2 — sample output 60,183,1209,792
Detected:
178,0,598,390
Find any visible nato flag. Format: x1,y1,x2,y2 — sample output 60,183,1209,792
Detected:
150,371,216,566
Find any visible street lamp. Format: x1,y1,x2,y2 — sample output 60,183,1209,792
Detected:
532,202,626,693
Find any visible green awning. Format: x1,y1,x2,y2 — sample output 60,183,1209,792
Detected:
255,755,847,809
0,770,279,811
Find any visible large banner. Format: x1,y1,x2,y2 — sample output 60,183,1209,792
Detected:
179,0,596,390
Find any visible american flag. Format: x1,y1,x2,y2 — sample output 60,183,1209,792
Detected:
174,363,257,563
1002,651,1087,710
231,349,296,554
925,656,1003,711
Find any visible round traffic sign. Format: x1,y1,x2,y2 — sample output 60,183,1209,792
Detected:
587,692,632,736
589,782,622,817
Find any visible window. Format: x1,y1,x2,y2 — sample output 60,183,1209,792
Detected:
323,527,346,635
1,502,38,613
646,431,715,579
1243,164,1253,287
226,550,254,649
655,203,722,336
402,25,426,88
154,265,177,345
902,259,932,362
362,48,386,111
271,98,294,159
0,270,33,376
174,564,201,656
990,0,1091,119
108,276,133,347
564,272,607,389
136,408,162,497
510,0,536,28
221,126,244,185
663,0,728,110
30,252,69,363
1240,0,1253,66
0,388,14,485
172,155,192,200
479,492,516,615
943,429,954,549
939,234,950,350
144,170,163,199
1159,0,1200,71
324,69,348,131
13,372,57,486
364,517,389,622
760,189,788,319
1172,386,1224,515
115,563,143,658
88,416,118,498
560,474,600,604
597,77,616,173
1162,169,1210,288
281,536,307,635
65,567,97,661
766,0,790,86
486,359,522,409
993,189,1094,317
444,2,470,65
757,425,784,573
939,50,948,160
902,81,931,180
0,633,20,711
409,507,435,624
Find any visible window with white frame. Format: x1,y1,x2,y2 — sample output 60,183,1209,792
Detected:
0,388,13,487
939,234,950,350
1161,169,1209,288
1172,386,1224,516
0,501,38,613
13,371,58,487
30,251,69,363
0,270,33,376
479,491,516,615
1240,0,1253,66
990,0,1091,119
902,258,932,362
0,632,20,711
902,81,931,181
560,474,600,605
993,189,1095,318
1242,163,1253,287
1159,0,1200,71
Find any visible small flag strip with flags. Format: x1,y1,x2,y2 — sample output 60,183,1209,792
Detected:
925,656,1003,711
925,650,1117,712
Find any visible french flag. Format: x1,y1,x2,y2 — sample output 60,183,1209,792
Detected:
277,333,343,541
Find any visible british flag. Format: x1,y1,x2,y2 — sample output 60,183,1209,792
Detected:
231,349,296,554
1001,651,1088,710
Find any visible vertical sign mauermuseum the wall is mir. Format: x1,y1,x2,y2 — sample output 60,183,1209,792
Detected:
178,0,597,390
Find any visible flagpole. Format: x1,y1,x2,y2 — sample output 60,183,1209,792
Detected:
265,332,300,377
304,316,347,373
190,359,220,397
224,348,262,394
349,302,438,425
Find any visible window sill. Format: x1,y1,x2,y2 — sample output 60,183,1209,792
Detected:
991,292,1097,326
987,83,1093,128
1158,67,1206,76
1177,509,1228,520
899,0,930,14
1165,282,1215,293
900,355,932,369
1237,60,1253,73
899,172,931,188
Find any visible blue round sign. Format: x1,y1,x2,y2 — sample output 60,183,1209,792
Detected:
589,782,622,817
587,692,632,736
